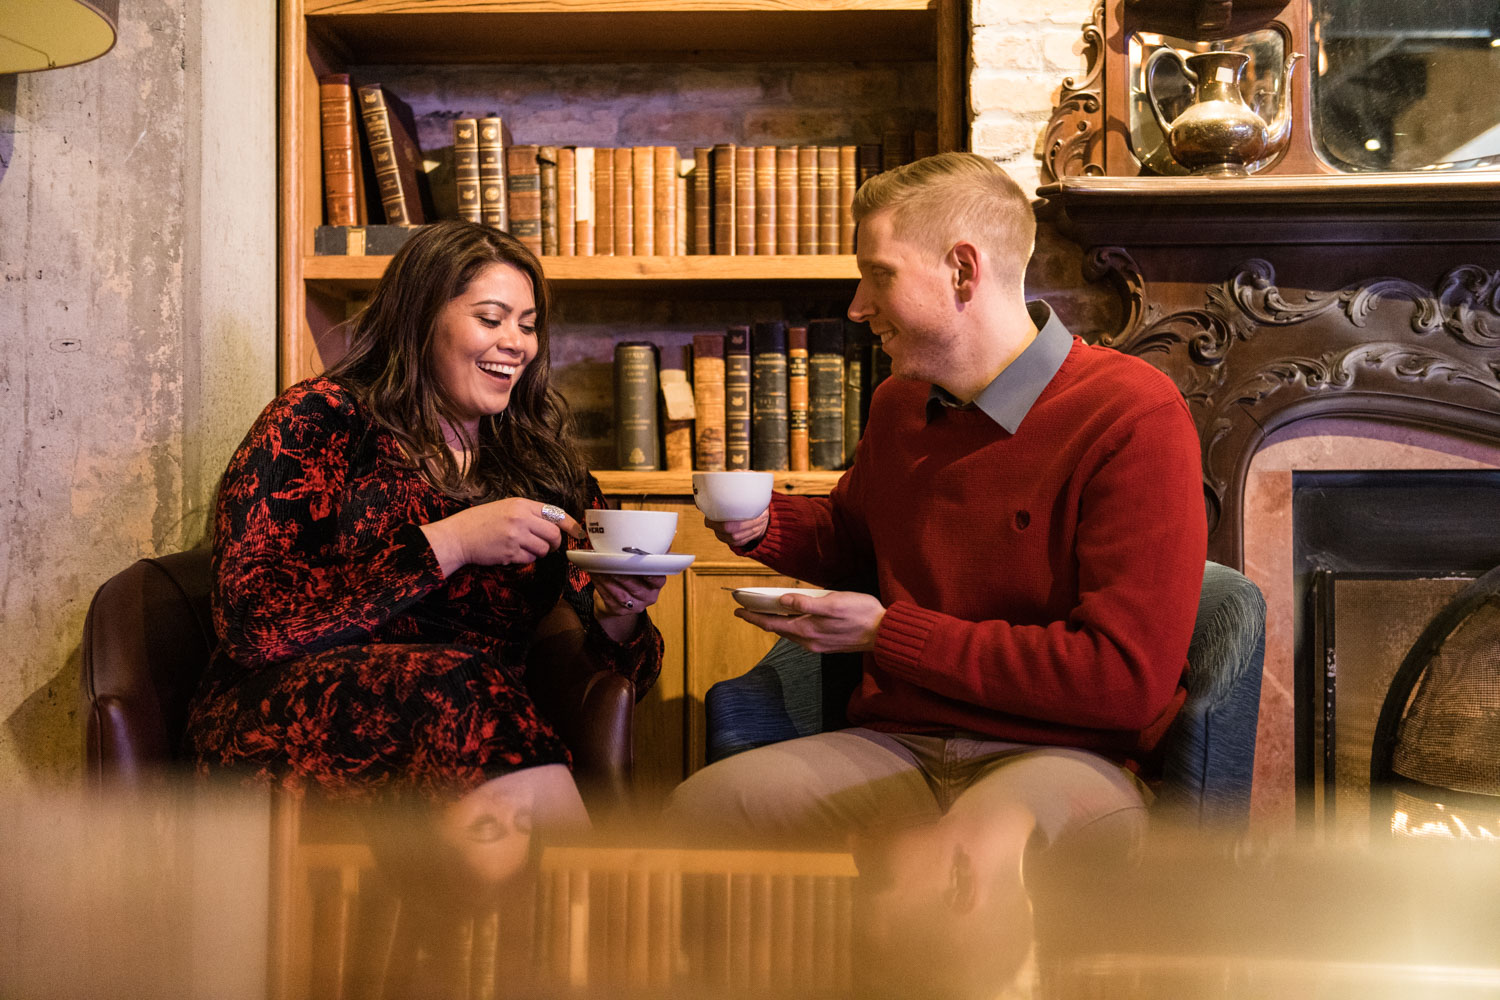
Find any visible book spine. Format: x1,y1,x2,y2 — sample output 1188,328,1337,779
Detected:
452,117,481,223
808,319,846,470
632,146,655,256
796,145,818,256
505,144,542,256
654,146,679,256
817,146,840,256
357,84,412,225
787,324,810,472
594,149,614,256
613,342,660,471
319,74,362,227
612,147,634,256
754,145,776,256
857,143,882,189
692,146,712,254
659,351,694,472
724,326,752,471
734,146,756,256
838,145,857,254
538,145,560,255
750,321,790,472
692,334,727,471
881,128,911,171
712,144,736,256
478,116,508,229
775,146,798,255
558,147,576,255
574,147,595,255
843,322,866,467
676,158,690,256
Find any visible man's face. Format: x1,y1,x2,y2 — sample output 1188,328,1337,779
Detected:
848,207,962,386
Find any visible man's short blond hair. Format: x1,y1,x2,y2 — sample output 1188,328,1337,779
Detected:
852,152,1036,283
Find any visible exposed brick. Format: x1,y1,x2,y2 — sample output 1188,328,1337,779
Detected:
973,0,1093,27
786,66,910,105
970,28,1043,72
971,114,1047,161
1043,28,1090,76
970,71,1059,118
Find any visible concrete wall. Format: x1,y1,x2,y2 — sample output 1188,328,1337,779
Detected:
0,0,1095,792
0,0,277,791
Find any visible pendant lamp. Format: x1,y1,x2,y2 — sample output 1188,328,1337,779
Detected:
0,0,119,74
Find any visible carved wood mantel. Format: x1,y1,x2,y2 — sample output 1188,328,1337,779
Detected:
1038,172,1500,568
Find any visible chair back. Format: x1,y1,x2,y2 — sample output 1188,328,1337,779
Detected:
705,561,1267,828
81,549,215,785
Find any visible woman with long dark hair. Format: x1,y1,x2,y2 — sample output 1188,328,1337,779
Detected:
185,221,664,863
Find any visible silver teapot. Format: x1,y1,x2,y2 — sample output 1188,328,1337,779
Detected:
1145,47,1302,177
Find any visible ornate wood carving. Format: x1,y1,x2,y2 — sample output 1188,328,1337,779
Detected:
1085,249,1500,561
1038,1,1105,184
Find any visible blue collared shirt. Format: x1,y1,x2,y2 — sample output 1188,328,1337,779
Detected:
925,300,1073,433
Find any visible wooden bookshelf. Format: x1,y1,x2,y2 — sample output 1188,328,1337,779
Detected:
279,0,964,791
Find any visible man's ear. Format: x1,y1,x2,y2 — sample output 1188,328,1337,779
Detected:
949,241,981,302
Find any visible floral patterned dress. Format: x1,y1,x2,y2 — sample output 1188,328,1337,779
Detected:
184,377,661,801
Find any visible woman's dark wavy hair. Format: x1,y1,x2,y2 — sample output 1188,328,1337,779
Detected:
324,220,589,515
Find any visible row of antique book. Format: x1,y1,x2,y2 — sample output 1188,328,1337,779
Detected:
318,74,934,256
614,319,889,473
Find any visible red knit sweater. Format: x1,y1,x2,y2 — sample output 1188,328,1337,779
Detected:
748,338,1207,766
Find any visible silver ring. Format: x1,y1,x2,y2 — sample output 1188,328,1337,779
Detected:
539,503,567,523
625,600,635,610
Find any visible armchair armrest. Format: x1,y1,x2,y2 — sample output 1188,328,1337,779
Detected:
525,600,634,812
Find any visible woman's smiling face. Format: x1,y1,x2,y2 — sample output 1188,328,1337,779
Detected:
430,261,538,437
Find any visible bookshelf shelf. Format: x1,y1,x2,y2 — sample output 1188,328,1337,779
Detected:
594,469,842,497
302,253,861,290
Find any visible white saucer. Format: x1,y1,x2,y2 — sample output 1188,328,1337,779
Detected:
567,550,695,576
731,586,832,615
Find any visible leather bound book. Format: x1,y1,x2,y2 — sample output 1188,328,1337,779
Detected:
724,325,752,470
881,128,912,171
754,146,777,256
574,147,595,255
787,324,810,472
318,74,365,226
676,156,690,255
612,147,634,256
807,318,846,470
775,146,798,255
796,146,818,255
838,146,857,254
857,143,882,187
538,145,560,255
843,320,869,466
558,147,576,255
356,83,430,226
452,117,481,223
734,146,756,256
692,334,727,471
712,144,736,255
692,146,712,254
659,344,695,471
594,149,614,256
505,144,543,256
750,320,790,472
912,128,938,162
478,115,512,229
632,146,655,257
613,341,661,471
653,146,679,256
816,146,840,256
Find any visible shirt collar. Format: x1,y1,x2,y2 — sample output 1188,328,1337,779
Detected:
926,300,1073,433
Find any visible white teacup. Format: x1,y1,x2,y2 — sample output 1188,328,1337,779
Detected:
692,470,774,522
585,509,678,555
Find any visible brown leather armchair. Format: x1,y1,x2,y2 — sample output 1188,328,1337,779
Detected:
80,548,636,808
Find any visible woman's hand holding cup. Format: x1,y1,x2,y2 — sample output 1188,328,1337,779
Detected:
422,498,584,577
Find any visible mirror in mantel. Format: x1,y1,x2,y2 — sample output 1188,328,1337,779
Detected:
1311,0,1500,172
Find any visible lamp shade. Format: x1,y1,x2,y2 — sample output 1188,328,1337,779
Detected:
0,0,119,74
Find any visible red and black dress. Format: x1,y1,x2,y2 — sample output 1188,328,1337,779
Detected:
184,377,661,801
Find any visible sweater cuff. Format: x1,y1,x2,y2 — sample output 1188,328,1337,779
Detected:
394,521,446,585
730,492,802,563
874,600,942,678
